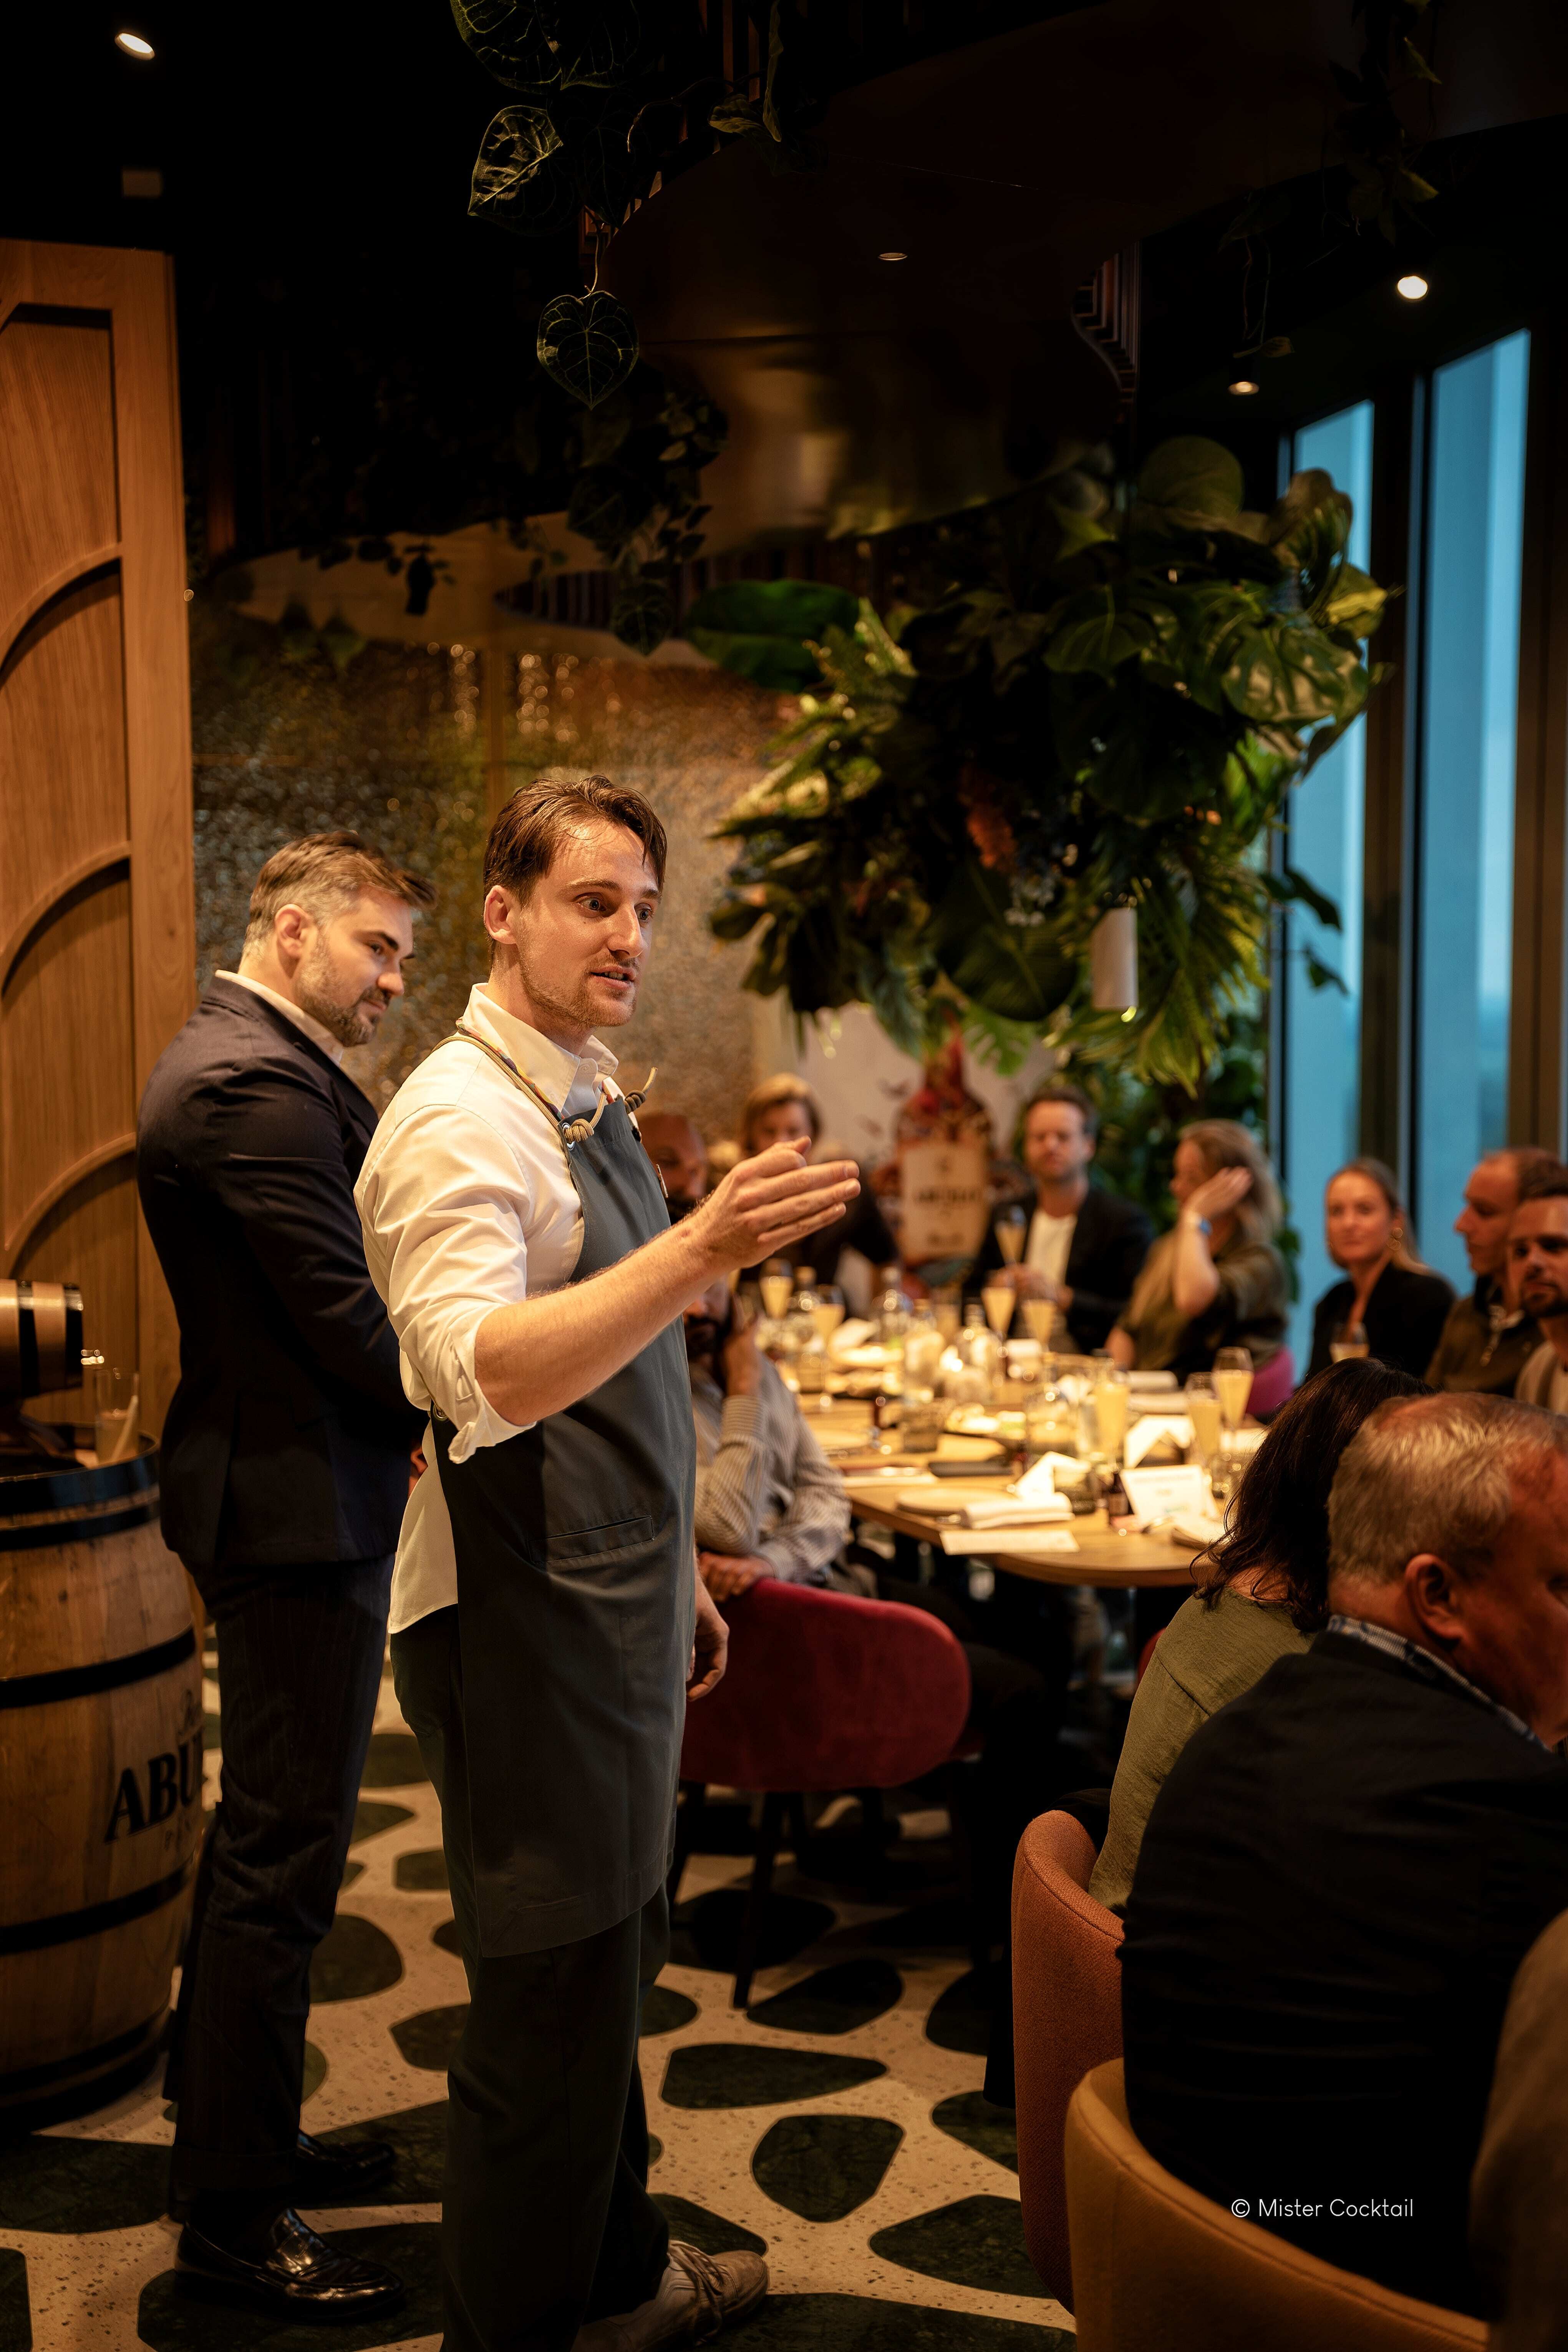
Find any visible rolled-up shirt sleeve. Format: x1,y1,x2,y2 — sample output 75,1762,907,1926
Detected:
356,1100,537,1462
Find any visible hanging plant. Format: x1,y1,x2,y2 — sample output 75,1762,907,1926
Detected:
708,436,1390,1093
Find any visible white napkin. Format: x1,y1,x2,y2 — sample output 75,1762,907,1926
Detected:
829,1318,876,1356
940,1526,1079,1557
1125,1414,1193,1468
955,1492,1072,1528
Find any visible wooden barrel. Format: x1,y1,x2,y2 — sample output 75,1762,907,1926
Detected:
0,1443,203,2116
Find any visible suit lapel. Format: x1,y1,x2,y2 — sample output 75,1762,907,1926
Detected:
204,977,380,1144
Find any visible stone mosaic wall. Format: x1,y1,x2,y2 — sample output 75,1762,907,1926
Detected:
189,608,786,1143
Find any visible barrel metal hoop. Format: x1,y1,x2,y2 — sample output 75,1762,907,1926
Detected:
0,1624,196,1712
0,1856,197,1956
0,1498,162,1549
0,1445,158,1517
0,2013,165,2100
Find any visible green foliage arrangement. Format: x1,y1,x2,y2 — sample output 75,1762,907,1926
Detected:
708,436,1389,1093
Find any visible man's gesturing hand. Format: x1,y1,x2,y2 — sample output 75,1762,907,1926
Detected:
686,1140,859,1275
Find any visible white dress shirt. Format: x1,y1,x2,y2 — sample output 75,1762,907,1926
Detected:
1026,1207,1077,1291
355,983,622,1635
217,969,345,1064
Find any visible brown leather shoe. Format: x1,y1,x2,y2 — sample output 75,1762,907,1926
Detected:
573,2240,768,2349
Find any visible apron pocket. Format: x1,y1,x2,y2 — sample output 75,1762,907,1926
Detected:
544,1513,655,1566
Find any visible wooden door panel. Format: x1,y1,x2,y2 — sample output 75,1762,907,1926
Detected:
0,572,129,955
0,243,194,1432
2,867,135,1261
0,312,118,652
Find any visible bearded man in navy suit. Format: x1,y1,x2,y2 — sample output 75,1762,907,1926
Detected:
138,832,431,2320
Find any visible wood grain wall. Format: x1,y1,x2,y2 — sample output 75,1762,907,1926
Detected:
0,242,195,1433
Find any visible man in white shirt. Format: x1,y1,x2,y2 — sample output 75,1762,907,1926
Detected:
356,776,857,2352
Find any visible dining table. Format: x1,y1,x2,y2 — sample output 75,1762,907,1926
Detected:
799,1395,1207,1592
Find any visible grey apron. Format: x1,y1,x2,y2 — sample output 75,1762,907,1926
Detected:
430,1052,694,1958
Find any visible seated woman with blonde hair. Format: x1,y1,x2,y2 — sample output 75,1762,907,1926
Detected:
1109,1119,1287,1378
1306,1158,1455,1379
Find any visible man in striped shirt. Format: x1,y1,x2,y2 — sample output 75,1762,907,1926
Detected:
682,1276,851,1599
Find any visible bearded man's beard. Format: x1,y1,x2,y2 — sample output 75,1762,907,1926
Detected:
294,944,383,1046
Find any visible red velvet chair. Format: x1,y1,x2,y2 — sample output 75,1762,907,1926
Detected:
1013,1809,1125,2310
675,1578,971,2004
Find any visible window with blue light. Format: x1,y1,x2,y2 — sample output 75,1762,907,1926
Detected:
1413,330,1530,1290
1280,400,1372,1374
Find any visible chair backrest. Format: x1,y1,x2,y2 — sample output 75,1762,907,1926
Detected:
1249,1345,1296,1419
1064,2060,1487,2352
1012,1810,1125,2309
678,1578,970,1794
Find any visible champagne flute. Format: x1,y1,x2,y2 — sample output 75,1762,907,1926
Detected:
810,1282,845,1347
759,1261,793,1321
1213,1346,1254,1431
1184,1371,1222,1466
1023,1295,1058,1348
981,1281,1016,1340
1330,1319,1369,1362
994,1203,1028,1266
1092,1361,1131,1467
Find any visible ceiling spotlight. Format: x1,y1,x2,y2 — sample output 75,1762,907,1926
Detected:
878,250,907,263
116,29,154,55
1396,273,1429,301
1228,379,1260,396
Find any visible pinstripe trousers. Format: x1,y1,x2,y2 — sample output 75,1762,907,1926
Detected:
166,1554,391,2204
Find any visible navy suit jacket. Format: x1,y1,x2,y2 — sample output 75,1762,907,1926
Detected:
137,978,424,1573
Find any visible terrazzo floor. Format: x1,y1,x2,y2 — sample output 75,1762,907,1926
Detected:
0,1649,1075,2351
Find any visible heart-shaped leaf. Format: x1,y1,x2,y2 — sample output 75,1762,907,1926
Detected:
450,0,559,95
469,107,575,237
560,0,642,90
1136,436,1245,522
611,573,674,655
537,290,639,408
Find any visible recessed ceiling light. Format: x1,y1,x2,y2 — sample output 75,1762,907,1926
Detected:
1396,273,1429,301
1228,379,1260,396
116,29,154,56
878,250,907,263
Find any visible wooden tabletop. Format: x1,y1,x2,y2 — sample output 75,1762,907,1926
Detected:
799,1394,1203,1591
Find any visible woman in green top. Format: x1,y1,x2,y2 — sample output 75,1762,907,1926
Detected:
1089,1357,1425,1913
1109,1119,1288,1379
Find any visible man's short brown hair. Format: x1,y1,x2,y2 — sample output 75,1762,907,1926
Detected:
1515,1156,1568,1205
243,831,434,956
483,777,668,906
1023,1079,1099,1141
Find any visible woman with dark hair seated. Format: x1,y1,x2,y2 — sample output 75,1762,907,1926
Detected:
1088,1357,1425,1912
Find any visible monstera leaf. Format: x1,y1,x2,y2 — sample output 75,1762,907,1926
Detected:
930,861,1074,1024
684,580,860,688
536,291,639,408
469,107,575,235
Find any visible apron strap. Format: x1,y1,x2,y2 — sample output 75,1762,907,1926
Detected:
429,1025,655,1160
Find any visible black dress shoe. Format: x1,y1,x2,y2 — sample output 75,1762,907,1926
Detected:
176,2207,405,2318
293,2128,397,2197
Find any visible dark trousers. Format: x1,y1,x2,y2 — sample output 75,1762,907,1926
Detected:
166,1553,391,2203
392,1606,670,2352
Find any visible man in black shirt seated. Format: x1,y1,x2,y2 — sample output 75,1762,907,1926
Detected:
968,1081,1151,1353
1119,1389,1568,2318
